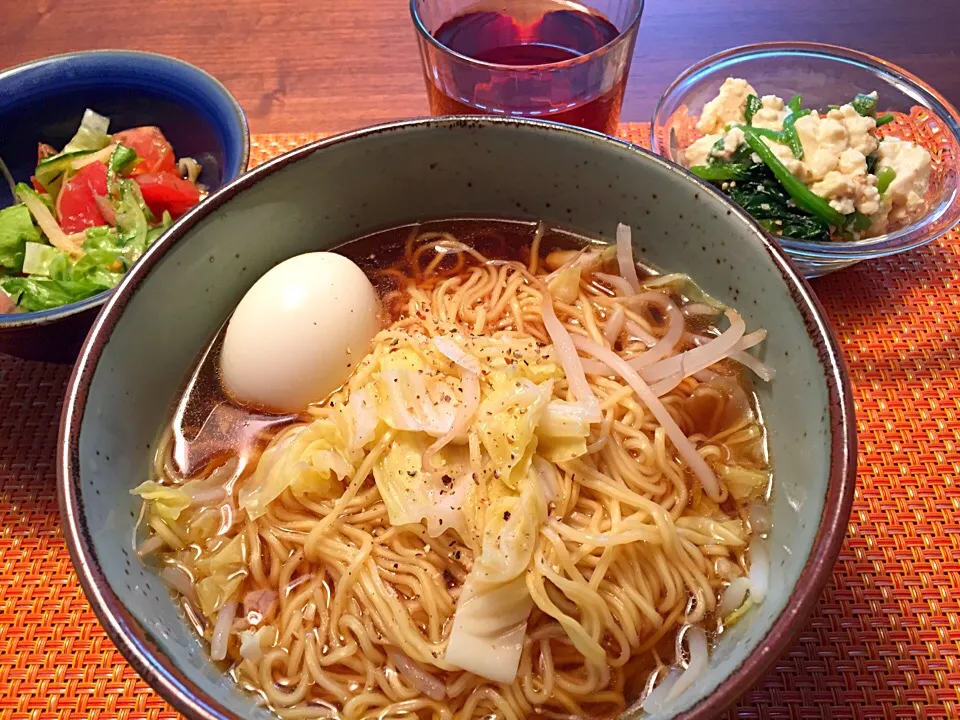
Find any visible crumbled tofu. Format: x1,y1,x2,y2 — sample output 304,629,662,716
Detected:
810,149,881,216
696,78,757,134
715,126,745,160
760,136,802,176
793,111,849,182
686,79,933,238
752,95,789,132
828,104,879,157
683,127,745,166
875,137,932,224
683,134,723,167
866,201,892,237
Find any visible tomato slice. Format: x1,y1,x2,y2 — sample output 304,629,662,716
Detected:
134,172,201,219
112,127,177,175
58,161,110,234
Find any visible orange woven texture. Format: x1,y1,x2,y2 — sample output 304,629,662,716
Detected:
2,124,960,720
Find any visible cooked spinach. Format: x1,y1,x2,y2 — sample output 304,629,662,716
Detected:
781,110,810,159
727,172,831,241
851,93,879,117
744,94,762,124
698,154,831,242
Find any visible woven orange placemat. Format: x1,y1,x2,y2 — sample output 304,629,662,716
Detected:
1,124,959,719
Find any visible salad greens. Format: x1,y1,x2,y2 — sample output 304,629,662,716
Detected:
710,146,832,241
1,181,172,311
738,127,847,228
781,110,810,160
0,204,40,270
0,109,201,314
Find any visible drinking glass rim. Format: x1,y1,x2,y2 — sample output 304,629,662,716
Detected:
409,0,645,72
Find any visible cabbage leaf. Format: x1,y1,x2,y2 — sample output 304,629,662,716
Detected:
475,372,552,489
443,466,547,682
130,480,190,523
536,400,592,462
239,419,352,519
443,573,534,683
372,431,477,541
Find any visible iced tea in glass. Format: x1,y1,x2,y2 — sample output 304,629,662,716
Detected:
411,0,644,135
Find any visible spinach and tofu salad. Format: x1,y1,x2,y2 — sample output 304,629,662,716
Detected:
682,78,933,242
0,110,204,314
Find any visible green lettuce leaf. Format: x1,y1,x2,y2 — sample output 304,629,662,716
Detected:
0,204,41,271
22,242,68,276
114,179,152,253
145,210,173,248
0,275,112,311
33,110,112,192
0,225,125,310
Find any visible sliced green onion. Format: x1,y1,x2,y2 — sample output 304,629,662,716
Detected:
876,114,895,127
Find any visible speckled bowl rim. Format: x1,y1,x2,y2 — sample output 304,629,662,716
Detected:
0,48,250,329
57,115,857,720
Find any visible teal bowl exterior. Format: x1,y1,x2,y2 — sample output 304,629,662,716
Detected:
59,117,856,720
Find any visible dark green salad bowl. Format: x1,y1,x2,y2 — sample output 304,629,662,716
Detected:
0,51,249,363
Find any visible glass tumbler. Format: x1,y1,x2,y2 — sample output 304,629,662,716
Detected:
411,0,644,135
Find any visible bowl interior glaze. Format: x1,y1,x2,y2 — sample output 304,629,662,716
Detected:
60,117,854,720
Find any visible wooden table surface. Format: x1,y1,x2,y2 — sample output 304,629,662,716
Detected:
3,0,960,135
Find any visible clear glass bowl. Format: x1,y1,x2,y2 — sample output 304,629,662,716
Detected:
651,42,960,278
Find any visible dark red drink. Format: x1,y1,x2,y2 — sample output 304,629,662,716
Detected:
434,9,620,65
414,2,638,135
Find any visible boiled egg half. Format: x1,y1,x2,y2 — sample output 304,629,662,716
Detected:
220,252,381,413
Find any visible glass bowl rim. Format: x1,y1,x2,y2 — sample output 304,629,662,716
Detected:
650,41,960,260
